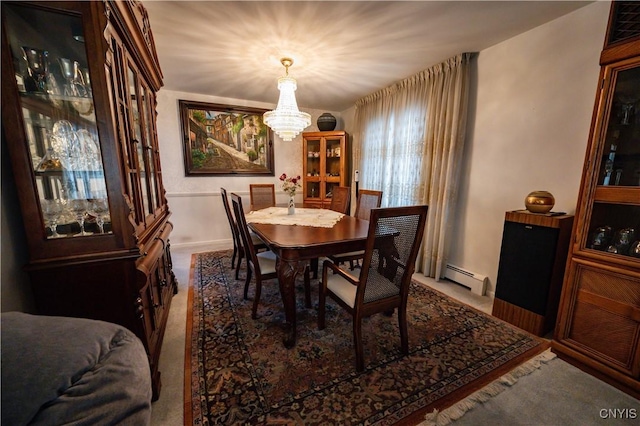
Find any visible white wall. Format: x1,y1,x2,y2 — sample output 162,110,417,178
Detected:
448,1,610,296
155,89,341,248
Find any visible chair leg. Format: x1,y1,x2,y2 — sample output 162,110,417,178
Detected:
252,280,262,320
304,266,312,308
231,243,238,269
318,279,326,330
311,257,319,279
354,316,364,372
243,267,252,300
236,248,245,281
399,306,409,355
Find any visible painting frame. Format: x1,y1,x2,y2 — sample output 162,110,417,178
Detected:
179,100,275,176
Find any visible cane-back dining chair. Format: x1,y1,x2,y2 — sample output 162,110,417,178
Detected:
306,185,351,282
231,193,278,318
329,189,383,269
318,204,428,371
249,184,276,211
329,186,351,214
221,188,266,280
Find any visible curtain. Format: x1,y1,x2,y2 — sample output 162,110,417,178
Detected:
352,53,472,279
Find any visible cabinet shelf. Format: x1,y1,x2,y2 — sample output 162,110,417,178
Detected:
593,186,640,204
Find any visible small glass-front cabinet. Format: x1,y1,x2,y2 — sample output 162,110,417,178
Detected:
302,131,349,208
2,1,175,399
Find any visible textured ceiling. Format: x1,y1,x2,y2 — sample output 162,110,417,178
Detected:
144,1,592,111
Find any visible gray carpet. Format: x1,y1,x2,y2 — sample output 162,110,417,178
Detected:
427,353,640,426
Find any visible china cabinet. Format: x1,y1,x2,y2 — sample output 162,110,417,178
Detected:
552,1,640,397
302,131,350,208
1,1,175,399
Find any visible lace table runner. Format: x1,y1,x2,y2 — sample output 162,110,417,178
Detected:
246,207,344,228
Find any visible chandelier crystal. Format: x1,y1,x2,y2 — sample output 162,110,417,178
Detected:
263,58,311,141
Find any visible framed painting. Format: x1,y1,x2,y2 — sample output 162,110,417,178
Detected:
179,100,274,176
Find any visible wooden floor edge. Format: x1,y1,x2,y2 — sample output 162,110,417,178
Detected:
183,253,198,426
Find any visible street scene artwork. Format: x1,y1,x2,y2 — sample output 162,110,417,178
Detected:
179,100,274,176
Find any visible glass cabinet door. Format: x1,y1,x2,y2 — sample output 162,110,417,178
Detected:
325,136,343,198
4,3,111,239
585,60,640,259
304,137,321,200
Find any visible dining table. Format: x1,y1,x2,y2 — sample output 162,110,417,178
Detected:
247,206,370,348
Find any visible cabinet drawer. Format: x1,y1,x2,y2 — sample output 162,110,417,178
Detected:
562,261,640,377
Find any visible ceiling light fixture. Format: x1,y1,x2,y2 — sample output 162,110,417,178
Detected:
263,57,311,141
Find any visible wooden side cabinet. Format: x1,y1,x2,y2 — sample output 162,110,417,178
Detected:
1,1,175,399
551,1,640,398
302,131,349,208
492,211,574,336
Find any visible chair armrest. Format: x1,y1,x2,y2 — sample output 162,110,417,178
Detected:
323,259,359,285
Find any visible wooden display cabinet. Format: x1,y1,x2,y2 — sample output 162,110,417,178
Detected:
302,131,350,208
1,1,176,399
552,1,640,397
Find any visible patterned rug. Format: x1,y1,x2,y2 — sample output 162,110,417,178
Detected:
185,250,547,425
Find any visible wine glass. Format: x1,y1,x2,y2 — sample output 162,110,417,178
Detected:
42,199,63,238
21,47,49,93
88,198,109,234
69,199,91,236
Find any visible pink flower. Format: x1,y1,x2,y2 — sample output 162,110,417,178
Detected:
280,172,301,197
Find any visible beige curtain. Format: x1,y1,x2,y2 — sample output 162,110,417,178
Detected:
353,53,472,280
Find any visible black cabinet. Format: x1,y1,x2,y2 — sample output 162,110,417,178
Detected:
492,211,573,336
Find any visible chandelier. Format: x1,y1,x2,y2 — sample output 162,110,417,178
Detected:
263,58,311,141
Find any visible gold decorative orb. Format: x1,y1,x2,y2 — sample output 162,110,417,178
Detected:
525,191,555,213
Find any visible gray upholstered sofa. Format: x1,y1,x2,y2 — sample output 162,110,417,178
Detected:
1,312,152,425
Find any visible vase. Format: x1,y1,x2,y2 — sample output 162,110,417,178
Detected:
317,113,337,131
524,190,555,214
288,196,295,215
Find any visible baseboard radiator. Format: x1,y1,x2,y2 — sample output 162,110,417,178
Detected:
444,264,488,296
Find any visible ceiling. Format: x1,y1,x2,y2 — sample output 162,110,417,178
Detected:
144,1,592,112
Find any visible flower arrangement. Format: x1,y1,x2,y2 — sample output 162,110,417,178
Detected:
279,173,301,197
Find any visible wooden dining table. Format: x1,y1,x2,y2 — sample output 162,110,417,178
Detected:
248,210,370,348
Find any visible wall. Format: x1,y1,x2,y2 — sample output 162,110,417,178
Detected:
448,1,610,296
155,89,341,248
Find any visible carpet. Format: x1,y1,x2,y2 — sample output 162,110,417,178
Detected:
184,250,547,425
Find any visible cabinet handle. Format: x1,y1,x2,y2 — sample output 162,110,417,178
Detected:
135,297,144,319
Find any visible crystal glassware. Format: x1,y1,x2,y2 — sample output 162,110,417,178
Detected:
21,46,49,93
69,199,91,236
42,199,63,238
88,198,109,233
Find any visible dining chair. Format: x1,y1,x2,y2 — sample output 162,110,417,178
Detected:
305,186,351,282
329,189,383,269
231,193,278,319
329,186,351,214
221,188,267,281
249,184,276,211
318,204,428,372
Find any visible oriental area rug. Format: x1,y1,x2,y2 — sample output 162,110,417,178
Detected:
185,250,547,425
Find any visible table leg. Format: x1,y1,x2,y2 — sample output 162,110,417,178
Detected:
276,258,304,348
